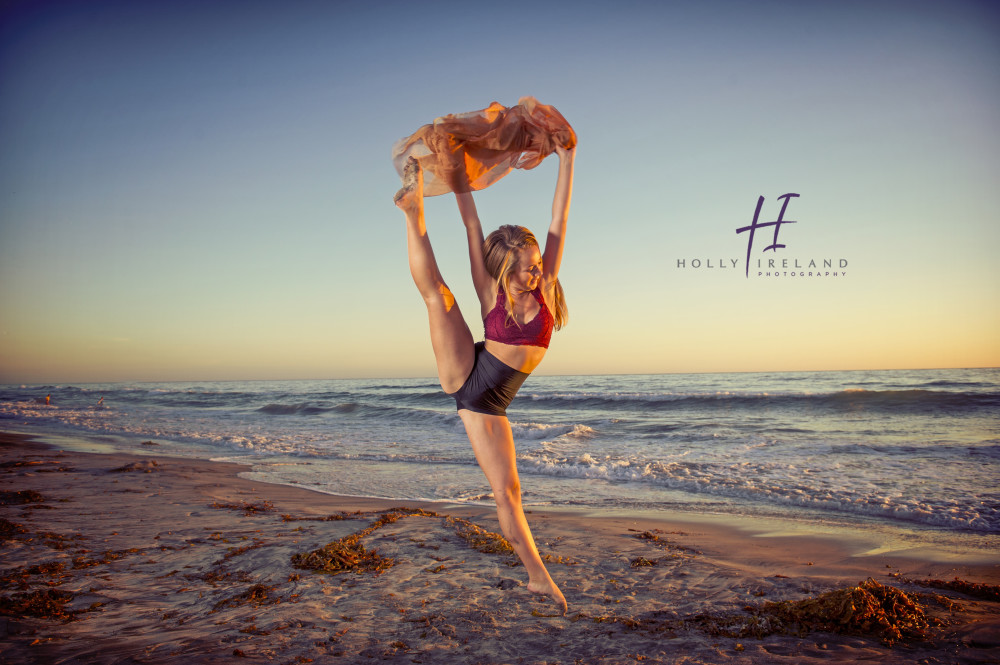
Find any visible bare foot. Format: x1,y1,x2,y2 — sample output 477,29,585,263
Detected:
393,157,423,211
527,577,567,615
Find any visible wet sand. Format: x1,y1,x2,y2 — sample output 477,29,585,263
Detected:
1,431,998,664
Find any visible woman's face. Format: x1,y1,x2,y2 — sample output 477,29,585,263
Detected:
509,246,543,292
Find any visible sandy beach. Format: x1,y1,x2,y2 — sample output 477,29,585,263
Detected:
1,431,998,664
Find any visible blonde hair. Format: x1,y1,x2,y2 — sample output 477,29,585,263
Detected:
482,225,568,330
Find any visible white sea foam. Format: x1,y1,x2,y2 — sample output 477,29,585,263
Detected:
514,452,998,531
510,421,595,441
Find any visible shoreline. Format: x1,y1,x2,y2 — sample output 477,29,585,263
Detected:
10,424,998,565
2,430,998,663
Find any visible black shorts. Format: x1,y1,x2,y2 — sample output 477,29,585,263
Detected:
449,342,529,417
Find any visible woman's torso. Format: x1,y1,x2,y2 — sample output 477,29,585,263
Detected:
481,282,553,374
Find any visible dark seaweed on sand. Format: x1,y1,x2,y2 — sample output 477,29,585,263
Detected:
281,511,359,522
678,578,938,646
0,517,29,540
210,500,275,516
0,460,50,469
213,583,279,611
72,548,142,569
291,508,439,576
293,538,394,575
0,515,84,550
110,460,159,473
220,539,268,563
632,529,700,556
446,516,515,557
604,578,946,646
0,490,45,505
37,530,86,550
907,577,1000,602
0,588,77,621
0,561,70,592
291,508,540,576
1,541,175,621
195,569,255,586
759,578,937,645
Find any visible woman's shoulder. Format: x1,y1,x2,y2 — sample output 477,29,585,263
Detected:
538,278,557,305
478,279,501,314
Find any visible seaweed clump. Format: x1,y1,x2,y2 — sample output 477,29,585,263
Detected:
760,578,935,645
0,588,77,621
293,536,393,575
291,510,433,575
0,561,70,593
668,579,939,646
292,508,515,576
447,516,515,557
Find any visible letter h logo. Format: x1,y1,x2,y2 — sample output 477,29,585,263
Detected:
736,193,799,278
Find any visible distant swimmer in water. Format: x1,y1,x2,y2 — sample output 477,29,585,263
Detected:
393,98,576,614
97,397,104,406
45,394,50,406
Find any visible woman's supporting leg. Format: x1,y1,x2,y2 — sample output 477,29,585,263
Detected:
459,410,568,614
395,158,475,393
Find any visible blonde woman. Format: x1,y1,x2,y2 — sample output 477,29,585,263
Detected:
394,143,575,613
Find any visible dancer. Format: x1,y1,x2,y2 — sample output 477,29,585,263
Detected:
394,134,575,614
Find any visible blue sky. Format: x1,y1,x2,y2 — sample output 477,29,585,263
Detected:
1,0,998,382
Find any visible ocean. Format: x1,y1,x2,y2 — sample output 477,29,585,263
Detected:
3,368,998,555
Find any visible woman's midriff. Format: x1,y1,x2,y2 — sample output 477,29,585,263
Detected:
484,340,547,374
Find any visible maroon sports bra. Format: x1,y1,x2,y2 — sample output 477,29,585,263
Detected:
484,286,554,348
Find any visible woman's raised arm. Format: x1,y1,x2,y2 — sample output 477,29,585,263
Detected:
542,145,575,284
455,190,495,315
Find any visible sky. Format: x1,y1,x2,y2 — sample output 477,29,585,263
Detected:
1,0,998,383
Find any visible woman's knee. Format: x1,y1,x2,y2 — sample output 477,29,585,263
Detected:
494,477,522,507
414,280,456,311
426,283,457,311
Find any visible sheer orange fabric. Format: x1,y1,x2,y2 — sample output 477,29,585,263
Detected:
392,97,576,196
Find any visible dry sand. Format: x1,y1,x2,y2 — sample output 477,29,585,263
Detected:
1,431,998,664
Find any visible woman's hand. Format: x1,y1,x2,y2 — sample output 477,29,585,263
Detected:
554,143,576,161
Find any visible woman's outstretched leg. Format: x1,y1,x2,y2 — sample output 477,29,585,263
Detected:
395,158,475,392
460,410,568,614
